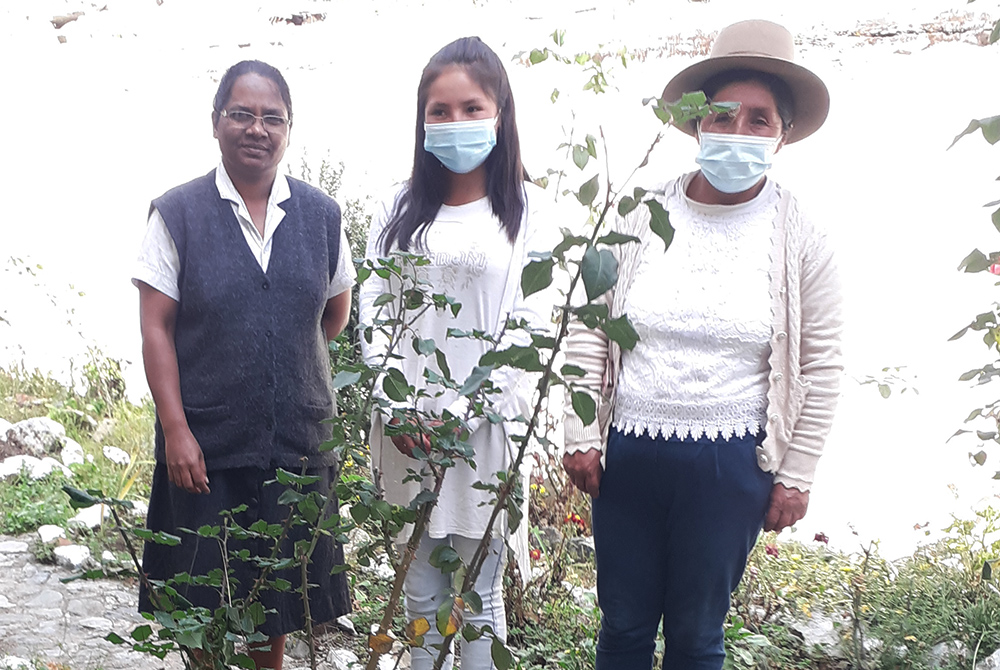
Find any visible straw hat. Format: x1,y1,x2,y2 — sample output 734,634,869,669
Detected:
661,19,830,143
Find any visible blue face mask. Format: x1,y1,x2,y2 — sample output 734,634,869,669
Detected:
695,132,780,194
424,117,498,174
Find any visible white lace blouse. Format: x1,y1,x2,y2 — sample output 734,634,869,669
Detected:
613,174,778,441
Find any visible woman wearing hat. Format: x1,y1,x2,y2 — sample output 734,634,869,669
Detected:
561,20,842,670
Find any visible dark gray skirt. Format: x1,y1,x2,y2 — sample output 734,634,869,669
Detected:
139,463,351,637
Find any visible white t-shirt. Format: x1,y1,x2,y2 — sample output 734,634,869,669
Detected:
133,161,355,300
360,188,551,542
613,174,776,441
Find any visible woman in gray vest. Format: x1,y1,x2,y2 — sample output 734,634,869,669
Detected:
562,20,843,670
133,60,353,670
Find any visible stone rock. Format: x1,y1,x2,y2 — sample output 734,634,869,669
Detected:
38,524,66,543
287,638,310,659
0,454,72,480
128,499,149,518
562,581,597,608
335,614,357,635
930,640,968,667
0,540,29,553
26,589,64,608
68,504,109,529
0,418,12,439
101,550,116,562
5,417,67,457
567,536,595,562
92,417,117,444
102,445,130,466
0,657,32,670
977,646,1000,669
61,437,85,466
79,616,113,630
790,613,844,655
326,649,360,670
53,544,91,569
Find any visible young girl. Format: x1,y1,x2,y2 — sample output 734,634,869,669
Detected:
359,37,553,670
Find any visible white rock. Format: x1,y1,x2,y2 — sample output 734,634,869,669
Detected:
326,649,360,670
101,550,116,562
0,656,32,670
0,540,29,553
102,445,131,466
6,417,67,457
61,437,85,466
790,613,844,654
79,616,113,630
92,417,117,444
0,454,72,480
930,640,968,667
67,504,109,529
977,646,1000,670
335,614,357,635
129,499,149,517
53,544,92,569
0,418,12,439
38,524,66,543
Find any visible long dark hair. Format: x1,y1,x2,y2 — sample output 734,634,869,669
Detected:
379,36,528,254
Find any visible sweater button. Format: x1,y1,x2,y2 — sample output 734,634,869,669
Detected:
769,414,778,423
758,452,769,465
773,373,783,382
266,422,274,431
262,281,270,290
775,331,787,342
265,330,273,338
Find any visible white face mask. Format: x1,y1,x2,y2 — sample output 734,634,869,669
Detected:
423,116,498,174
695,132,780,194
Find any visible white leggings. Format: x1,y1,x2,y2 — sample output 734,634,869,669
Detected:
403,534,507,670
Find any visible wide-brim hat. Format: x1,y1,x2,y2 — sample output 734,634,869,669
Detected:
661,19,830,144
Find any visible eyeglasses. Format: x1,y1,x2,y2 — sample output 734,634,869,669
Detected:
219,109,290,132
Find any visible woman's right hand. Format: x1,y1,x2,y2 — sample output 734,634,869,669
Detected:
388,417,433,458
164,428,210,494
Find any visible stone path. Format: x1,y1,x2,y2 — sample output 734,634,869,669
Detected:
0,534,184,670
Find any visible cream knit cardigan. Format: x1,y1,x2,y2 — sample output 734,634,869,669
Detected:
562,175,843,492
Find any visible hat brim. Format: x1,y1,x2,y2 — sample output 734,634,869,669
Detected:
661,55,830,144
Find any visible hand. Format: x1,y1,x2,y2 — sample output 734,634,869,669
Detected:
763,483,809,533
562,449,603,498
388,417,433,458
164,428,210,494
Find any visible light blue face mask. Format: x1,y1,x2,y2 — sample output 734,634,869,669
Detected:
424,116,498,174
695,132,780,194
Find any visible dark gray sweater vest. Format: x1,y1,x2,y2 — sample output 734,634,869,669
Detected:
151,170,341,470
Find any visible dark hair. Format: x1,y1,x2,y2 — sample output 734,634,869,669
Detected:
379,36,528,254
698,69,794,133
212,60,293,125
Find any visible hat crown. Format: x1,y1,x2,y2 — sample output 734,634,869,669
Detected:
710,20,795,63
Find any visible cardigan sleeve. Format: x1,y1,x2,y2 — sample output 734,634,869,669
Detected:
774,216,844,490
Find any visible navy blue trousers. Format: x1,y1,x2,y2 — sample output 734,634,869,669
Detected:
592,427,773,670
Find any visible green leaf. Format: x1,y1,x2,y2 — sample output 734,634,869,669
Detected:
459,365,494,397
550,88,560,104
973,450,988,466
602,315,640,351
572,145,589,170
435,348,452,380
413,337,437,355
130,625,154,642
382,368,411,403
617,196,638,217
529,48,548,65
949,115,1000,149
462,590,483,615
481,346,545,372
581,246,618,300
491,637,513,670
992,206,1000,233
232,654,256,670
332,370,361,390
551,29,565,46
521,258,555,298
647,200,674,252
372,292,395,307
597,232,640,247
196,525,220,538
571,391,597,426
552,230,589,261
63,485,99,509
436,596,456,635
105,632,126,644
991,18,1000,43
878,384,891,399
585,134,598,158
576,174,600,206
561,364,586,377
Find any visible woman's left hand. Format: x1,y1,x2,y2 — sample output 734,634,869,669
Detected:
763,483,809,533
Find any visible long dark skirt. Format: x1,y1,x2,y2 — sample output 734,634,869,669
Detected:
139,464,352,637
